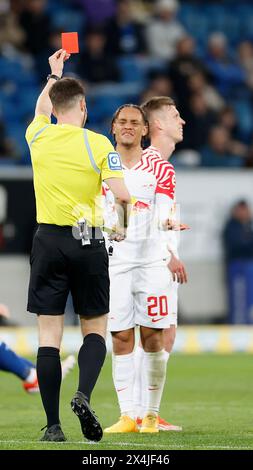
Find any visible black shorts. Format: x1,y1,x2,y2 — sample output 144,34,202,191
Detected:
27,224,109,316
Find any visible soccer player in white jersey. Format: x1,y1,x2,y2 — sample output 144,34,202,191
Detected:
133,96,188,430
104,102,186,433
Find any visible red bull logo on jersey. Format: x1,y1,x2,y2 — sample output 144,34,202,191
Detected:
132,200,151,212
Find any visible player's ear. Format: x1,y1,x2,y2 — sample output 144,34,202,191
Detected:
142,124,149,137
154,118,162,131
112,121,116,135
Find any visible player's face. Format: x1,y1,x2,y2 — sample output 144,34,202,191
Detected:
160,105,185,143
113,108,148,147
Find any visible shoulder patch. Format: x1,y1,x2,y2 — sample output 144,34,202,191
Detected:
107,152,122,171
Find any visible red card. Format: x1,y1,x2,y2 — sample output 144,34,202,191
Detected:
61,32,79,54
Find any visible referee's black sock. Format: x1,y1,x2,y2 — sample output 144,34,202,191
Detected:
77,334,106,402
37,347,62,428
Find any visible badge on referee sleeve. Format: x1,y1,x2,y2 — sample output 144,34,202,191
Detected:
107,152,122,170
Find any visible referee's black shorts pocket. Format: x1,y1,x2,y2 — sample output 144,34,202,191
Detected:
69,244,109,316
86,246,109,275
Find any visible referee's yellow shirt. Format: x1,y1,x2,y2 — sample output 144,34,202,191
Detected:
25,115,123,227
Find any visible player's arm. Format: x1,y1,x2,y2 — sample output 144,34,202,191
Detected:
104,178,131,240
167,251,188,284
154,162,175,230
35,49,70,118
154,163,188,283
162,226,188,284
0,304,10,318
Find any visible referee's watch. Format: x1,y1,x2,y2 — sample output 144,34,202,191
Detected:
47,74,61,81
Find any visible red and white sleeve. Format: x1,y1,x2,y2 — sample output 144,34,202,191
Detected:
154,161,176,228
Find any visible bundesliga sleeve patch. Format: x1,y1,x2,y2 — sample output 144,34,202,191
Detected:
107,152,122,171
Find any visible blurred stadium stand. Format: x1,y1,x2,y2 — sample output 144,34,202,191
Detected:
1,0,253,165
0,0,253,325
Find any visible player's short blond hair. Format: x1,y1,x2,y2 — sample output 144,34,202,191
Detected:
141,96,175,121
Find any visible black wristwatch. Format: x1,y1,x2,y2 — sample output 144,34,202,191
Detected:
47,74,61,81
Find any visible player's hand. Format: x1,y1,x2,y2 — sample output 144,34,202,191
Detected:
163,219,190,231
177,223,190,231
109,226,126,242
0,304,10,318
49,49,71,77
167,254,188,284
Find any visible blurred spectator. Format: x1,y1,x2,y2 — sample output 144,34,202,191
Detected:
168,36,209,112
105,0,147,56
139,72,174,103
77,27,120,83
237,40,253,91
18,0,51,56
35,29,62,82
0,118,18,161
75,0,116,25
244,141,253,168
187,71,224,112
200,126,244,167
0,120,9,157
180,92,216,151
146,0,185,60
125,0,153,22
218,106,248,157
0,1,25,53
218,106,238,137
204,32,245,98
223,200,253,261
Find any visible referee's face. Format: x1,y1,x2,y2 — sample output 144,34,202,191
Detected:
113,108,147,148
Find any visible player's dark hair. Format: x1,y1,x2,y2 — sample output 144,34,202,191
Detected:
49,77,85,112
110,104,148,146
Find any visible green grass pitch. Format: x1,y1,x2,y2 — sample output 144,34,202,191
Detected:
0,354,252,450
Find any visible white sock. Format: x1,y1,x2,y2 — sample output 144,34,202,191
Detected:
133,346,144,418
143,349,167,416
112,352,135,419
25,367,37,384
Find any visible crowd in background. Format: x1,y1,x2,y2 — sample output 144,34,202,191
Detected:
1,0,253,167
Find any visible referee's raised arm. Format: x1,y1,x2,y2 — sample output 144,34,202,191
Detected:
35,49,70,117
25,49,130,443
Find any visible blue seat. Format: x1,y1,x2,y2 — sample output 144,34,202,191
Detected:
5,121,30,164
0,158,17,166
222,14,241,45
240,8,253,39
51,9,85,34
179,6,209,40
117,56,146,83
205,4,227,32
17,87,39,118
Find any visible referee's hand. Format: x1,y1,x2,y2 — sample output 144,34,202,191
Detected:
49,49,71,78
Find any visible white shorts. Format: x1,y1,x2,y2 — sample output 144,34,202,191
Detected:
108,262,178,331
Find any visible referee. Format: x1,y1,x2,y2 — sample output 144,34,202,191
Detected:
25,49,131,442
